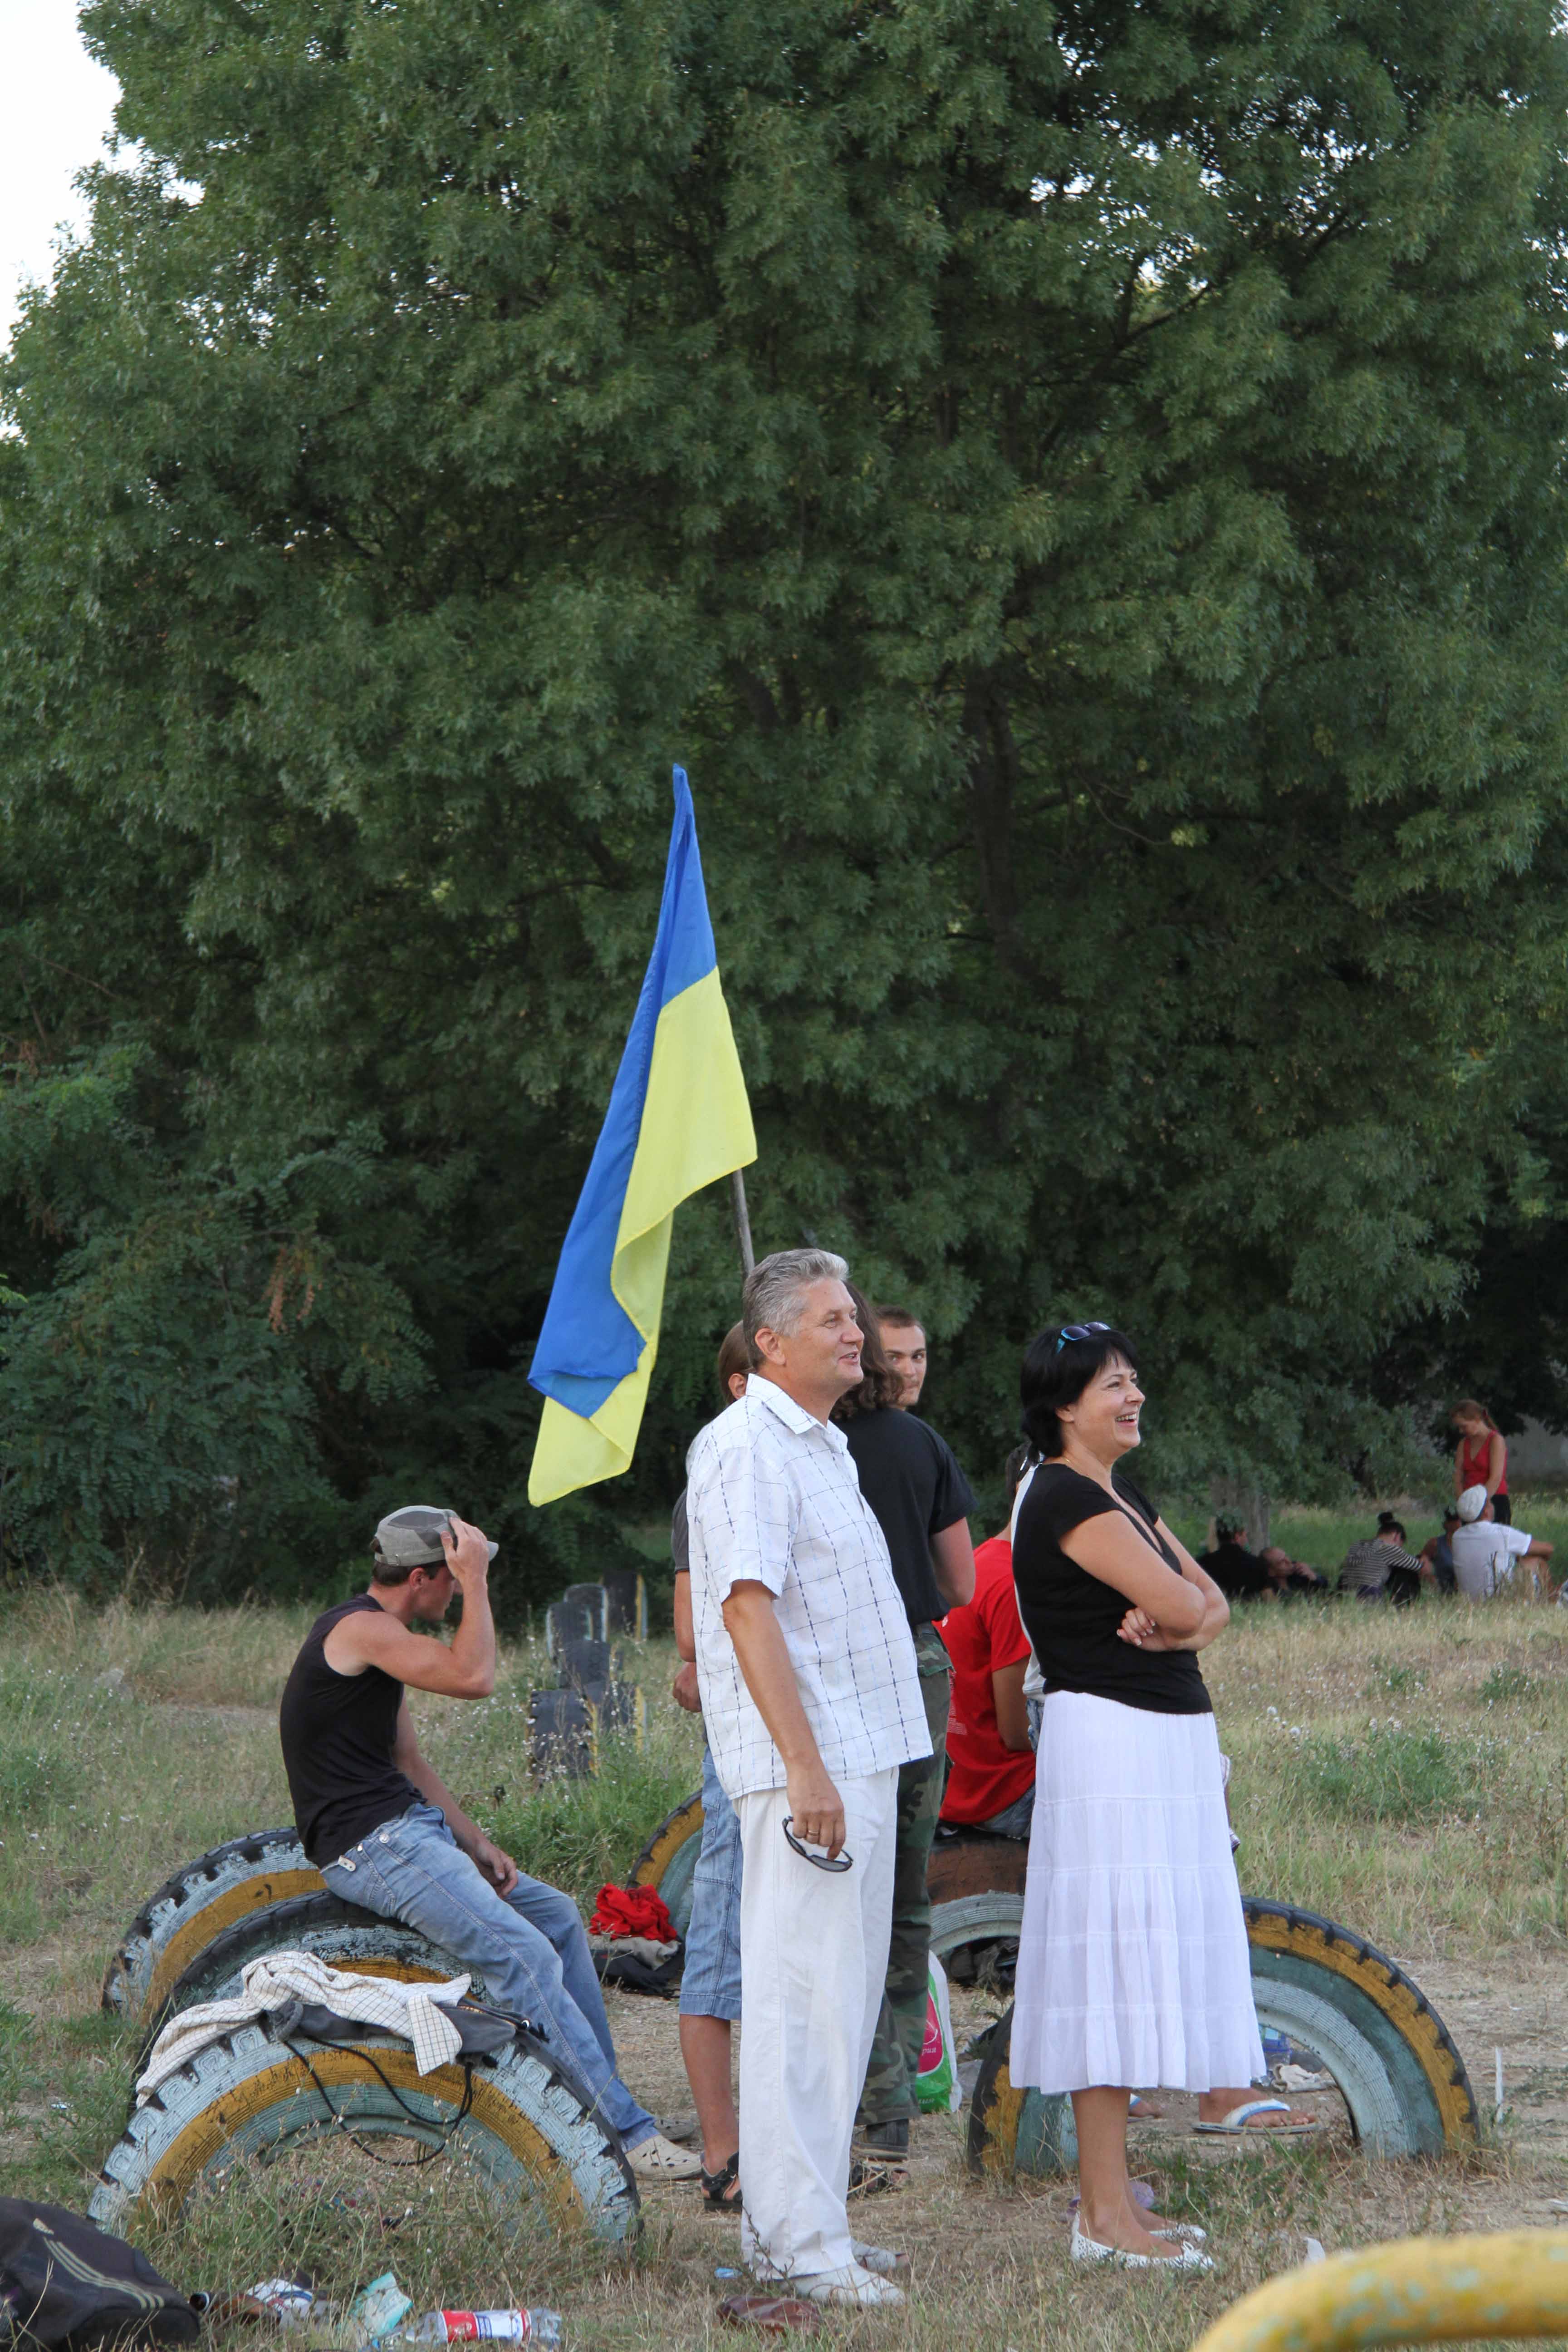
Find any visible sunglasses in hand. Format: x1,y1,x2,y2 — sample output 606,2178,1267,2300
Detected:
782,1816,853,1873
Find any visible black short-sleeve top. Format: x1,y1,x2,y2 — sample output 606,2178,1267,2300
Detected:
1011,1463,1212,1716
842,1406,975,1628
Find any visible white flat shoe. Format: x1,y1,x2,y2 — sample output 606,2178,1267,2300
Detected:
1152,2223,1208,2244
851,2241,911,2277
1070,2219,1213,2273
791,2263,906,2308
627,2129,703,2182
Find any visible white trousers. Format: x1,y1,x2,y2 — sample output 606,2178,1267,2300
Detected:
736,1768,899,2278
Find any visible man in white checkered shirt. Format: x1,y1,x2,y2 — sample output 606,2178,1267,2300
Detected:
686,1248,930,2309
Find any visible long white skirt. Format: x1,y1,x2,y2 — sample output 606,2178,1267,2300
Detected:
1010,1690,1264,2096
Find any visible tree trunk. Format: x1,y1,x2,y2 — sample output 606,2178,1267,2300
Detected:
1208,1477,1271,1553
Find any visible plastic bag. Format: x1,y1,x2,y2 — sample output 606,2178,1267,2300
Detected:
913,1951,960,2113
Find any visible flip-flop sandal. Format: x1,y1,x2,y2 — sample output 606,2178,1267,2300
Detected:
1129,2094,1170,2119
847,2160,909,2197
701,2151,742,2210
1192,2099,1320,2137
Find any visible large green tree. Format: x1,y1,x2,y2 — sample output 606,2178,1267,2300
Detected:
4,0,1568,1594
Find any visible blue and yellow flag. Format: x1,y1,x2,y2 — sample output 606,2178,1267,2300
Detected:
527,769,756,1505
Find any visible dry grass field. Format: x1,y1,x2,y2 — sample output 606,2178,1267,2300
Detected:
5,1517,1568,2350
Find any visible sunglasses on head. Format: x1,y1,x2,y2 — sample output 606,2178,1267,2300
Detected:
1054,1321,1111,1353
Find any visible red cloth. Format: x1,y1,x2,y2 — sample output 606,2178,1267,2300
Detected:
590,1882,676,1941
940,1534,1036,1826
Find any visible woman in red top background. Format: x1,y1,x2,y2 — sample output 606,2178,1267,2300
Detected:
941,1446,1037,1837
1451,1399,1509,1525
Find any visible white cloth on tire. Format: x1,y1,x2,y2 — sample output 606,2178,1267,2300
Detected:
136,1948,472,2102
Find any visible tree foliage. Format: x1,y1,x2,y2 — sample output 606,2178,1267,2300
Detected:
4,0,1568,1592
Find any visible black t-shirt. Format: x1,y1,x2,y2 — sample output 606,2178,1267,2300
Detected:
841,1407,975,1628
279,1594,422,1866
1011,1463,1212,1716
1197,1539,1270,1601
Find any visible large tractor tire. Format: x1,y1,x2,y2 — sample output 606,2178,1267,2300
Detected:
90,2022,638,2247
966,1897,1479,2177
625,1790,705,1941
103,1832,323,2025
134,1891,493,2068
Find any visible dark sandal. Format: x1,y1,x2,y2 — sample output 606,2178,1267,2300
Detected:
701,2151,742,2209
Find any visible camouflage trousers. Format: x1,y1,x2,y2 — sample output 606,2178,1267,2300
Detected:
858,1624,951,2127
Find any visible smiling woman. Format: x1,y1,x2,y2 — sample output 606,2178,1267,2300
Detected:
1007,1322,1267,2276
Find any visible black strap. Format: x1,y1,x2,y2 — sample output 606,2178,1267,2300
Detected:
1107,1490,1182,1574
283,2036,476,2170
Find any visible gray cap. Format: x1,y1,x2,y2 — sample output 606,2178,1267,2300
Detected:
1456,1483,1490,1524
372,1504,498,1569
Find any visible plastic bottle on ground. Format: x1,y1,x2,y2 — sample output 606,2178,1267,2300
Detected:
399,2314,564,2346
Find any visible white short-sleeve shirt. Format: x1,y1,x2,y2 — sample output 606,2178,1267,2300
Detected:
1450,1518,1532,1598
686,1377,931,1799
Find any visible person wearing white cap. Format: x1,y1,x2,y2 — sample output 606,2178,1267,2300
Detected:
1449,1485,1556,1600
278,1504,700,2182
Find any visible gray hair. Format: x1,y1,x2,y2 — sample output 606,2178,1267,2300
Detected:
743,1248,850,1350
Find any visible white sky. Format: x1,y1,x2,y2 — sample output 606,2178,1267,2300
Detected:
0,0,122,349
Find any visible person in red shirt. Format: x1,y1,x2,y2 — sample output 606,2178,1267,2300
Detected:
941,1447,1037,1837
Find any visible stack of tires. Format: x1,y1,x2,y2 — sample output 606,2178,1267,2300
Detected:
95,1835,640,2246
531,1577,647,1779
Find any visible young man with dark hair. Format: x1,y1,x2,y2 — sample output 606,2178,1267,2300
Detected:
1196,1514,1272,1602
278,1505,698,2182
837,1284,974,2160
875,1307,927,1410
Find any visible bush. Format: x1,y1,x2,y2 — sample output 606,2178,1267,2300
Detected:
491,1725,696,1910
1296,1724,1494,1824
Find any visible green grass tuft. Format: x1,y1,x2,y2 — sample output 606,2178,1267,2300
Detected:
1294,1723,1495,1824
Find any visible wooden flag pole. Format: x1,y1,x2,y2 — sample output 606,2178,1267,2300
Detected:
730,1170,756,1279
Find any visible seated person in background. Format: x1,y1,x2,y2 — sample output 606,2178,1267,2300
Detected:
1450,1485,1555,1599
1260,1544,1328,1597
940,1445,1038,1840
1419,1507,1461,1596
279,1505,698,2184
1339,1511,1425,1604
1196,1514,1272,1600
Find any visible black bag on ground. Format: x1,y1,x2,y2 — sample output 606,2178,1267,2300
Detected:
0,2201,198,2350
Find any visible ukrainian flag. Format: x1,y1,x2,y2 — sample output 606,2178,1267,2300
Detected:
527,769,756,1505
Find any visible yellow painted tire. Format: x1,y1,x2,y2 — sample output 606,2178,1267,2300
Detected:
966,1896,1477,2176
89,2023,638,2246
102,1832,323,2024
132,1891,492,2068
624,1790,704,1940
1193,2230,1568,2350
1242,1897,1477,2153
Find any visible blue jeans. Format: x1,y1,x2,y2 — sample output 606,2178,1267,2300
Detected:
322,1800,655,2150
977,1783,1034,1840
679,1741,742,2022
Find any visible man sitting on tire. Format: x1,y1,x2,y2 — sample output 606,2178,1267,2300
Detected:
278,1505,698,2183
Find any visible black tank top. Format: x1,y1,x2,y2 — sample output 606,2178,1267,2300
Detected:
279,1594,423,1866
